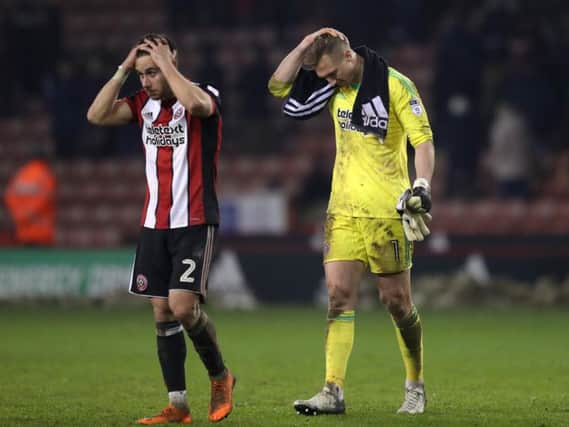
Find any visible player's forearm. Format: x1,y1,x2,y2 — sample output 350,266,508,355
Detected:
271,44,309,84
160,62,212,116
271,28,346,86
86,75,126,124
414,141,435,182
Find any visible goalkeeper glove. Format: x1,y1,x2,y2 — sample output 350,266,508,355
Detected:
400,210,432,241
396,179,432,242
406,178,432,214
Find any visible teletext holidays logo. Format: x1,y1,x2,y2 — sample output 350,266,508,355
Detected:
337,109,361,132
145,124,186,147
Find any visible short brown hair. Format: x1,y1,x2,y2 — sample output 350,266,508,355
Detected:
303,34,349,69
136,33,176,58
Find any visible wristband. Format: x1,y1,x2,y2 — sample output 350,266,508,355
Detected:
413,178,430,191
112,65,129,84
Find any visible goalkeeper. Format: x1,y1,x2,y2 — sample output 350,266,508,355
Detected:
268,28,435,415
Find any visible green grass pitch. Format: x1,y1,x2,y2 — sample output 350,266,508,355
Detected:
1,305,568,426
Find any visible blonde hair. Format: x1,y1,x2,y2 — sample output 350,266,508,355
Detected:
304,34,349,69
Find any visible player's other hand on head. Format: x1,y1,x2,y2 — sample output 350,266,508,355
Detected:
141,37,176,65
315,27,347,41
300,27,348,49
122,43,143,71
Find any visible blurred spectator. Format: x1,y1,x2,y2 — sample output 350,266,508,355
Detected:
485,103,534,199
237,44,270,119
294,155,333,229
3,0,61,97
4,145,56,246
166,0,232,31
47,51,137,158
80,51,123,157
232,44,275,152
0,2,20,117
433,4,484,198
46,56,86,158
498,29,558,139
196,43,225,93
2,0,569,237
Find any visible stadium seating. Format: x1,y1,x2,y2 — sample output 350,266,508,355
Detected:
0,107,567,246
1,2,568,247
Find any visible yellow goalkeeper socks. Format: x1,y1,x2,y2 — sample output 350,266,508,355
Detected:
393,305,423,382
325,310,355,388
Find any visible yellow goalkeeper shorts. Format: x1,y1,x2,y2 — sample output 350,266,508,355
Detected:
323,214,413,274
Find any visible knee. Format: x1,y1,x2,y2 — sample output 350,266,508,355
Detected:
379,289,411,319
327,279,353,314
169,301,201,326
152,302,174,322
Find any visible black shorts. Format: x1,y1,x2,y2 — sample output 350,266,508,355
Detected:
129,225,217,301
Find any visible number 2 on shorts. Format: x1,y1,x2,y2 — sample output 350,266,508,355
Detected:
180,258,196,283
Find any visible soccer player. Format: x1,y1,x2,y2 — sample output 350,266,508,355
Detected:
268,28,435,415
87,34,235,424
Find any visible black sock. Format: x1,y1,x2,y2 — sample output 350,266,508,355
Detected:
156,321,187,392
187,312,226,378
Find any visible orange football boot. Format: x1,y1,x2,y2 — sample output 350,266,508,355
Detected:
137,404,192,425
208,370,236,422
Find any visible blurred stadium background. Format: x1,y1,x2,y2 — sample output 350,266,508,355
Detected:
1,1,568,425
1,0,568,304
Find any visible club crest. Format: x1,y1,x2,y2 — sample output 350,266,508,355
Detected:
136,274,148,292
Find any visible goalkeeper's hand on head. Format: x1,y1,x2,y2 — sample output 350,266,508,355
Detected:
396,178,432,242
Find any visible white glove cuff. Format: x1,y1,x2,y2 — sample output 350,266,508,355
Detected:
413,178,430,191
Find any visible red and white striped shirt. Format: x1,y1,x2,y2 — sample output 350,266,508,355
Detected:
125,84,222,229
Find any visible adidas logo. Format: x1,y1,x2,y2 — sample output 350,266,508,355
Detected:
361,96,388,130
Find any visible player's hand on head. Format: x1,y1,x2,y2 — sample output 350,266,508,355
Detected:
141,37,175,66
121,44,143,71
300,27,347,49
315,27,347,41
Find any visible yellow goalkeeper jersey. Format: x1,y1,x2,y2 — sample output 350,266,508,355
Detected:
269,67,433,218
